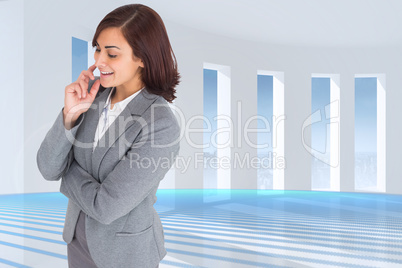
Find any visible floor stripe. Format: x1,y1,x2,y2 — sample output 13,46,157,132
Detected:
0,230,65,245
162,224,402,249
0,240,66,259
161,216,402,240
0,258,30,268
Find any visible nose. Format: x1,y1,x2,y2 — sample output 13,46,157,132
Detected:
94,53,107,69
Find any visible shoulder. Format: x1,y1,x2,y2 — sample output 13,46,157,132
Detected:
147,93,176,118
142,91,180,130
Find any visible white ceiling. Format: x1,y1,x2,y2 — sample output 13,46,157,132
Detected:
138,0,402,47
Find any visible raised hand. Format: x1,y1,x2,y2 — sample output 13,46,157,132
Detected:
63,64,101,129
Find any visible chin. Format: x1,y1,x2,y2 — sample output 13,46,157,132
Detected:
100,80,114,89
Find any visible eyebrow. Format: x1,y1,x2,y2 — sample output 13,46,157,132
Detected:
95,41,121,50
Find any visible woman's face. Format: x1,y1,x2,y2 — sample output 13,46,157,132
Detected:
94,27,144,90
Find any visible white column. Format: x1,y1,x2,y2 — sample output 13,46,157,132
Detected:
377,74,386,192
258,70,285,190
204,62,232,189
309,73,341,191
354,74,386,193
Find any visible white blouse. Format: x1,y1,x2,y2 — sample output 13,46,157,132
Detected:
92,87,143,152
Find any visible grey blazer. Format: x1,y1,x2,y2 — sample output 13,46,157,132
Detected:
37,77,180,268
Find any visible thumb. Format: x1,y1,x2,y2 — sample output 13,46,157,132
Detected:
89,79,101,98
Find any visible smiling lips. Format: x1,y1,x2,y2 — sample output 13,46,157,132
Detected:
100,71,114,77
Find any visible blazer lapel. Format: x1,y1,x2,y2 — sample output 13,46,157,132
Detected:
90,87,160,180
81,87,110,176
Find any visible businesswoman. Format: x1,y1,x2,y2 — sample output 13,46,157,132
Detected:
37,4,180,268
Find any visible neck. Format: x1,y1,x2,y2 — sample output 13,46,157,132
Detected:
112,80,144,104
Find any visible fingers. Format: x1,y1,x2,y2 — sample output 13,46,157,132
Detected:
67,83,83,99
76,67,95,84
72,66,98,99
88,64,96,72
89,79,101,97
77,83,85,99
87,64,97,79
77,74,87,98
82,69,95,81
77,69,94,98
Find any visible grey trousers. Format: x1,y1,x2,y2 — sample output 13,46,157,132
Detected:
67,210,159,268
67,210,98,268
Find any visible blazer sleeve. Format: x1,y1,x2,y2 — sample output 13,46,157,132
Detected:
36,77,98,181
59,110,180,225
36,108,85,181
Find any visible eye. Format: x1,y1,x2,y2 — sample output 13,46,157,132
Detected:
95,48,117,58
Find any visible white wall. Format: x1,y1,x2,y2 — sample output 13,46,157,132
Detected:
23,1,402,194
0,0,24,195
167,22,402,194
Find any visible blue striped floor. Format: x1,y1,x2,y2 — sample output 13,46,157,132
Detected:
0,190,401,267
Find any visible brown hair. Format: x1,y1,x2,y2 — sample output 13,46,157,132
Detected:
92,4,180,103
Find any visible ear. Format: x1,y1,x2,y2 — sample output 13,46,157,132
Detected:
133,53,144,68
